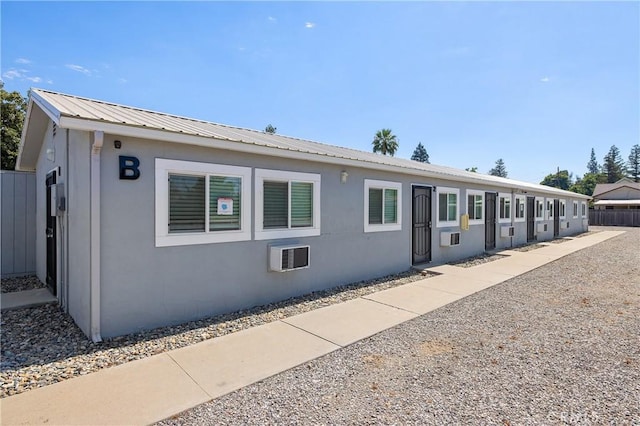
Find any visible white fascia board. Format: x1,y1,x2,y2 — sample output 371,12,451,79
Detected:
58,116,591,200
30,90,62,125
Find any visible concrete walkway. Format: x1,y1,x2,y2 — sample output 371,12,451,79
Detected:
0,288,57,311
0,231,624,426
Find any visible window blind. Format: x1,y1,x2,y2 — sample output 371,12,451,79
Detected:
291,182,313,227
169,174,205,233
369,188,383,224
264,181,288,229
384,188,397,224
209,176,241,231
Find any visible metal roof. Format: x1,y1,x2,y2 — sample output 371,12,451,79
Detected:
594,199,640,206
24,88,590,199
592,181,640,198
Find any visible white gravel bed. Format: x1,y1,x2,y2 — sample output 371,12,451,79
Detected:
1,275,45,293
158,228,640,425
548,237,573,244
1,270,431,398
449,253,509,268
512,243,545,252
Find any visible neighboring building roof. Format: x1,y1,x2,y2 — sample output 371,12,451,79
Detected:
592,181,640,198
593,199,640,206
18,88,590,199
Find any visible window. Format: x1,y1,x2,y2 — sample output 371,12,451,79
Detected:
498,193,512,223
255,169,321,240
559,199,566,219
535,197,544,221
155,159,252,247
467,190,484,225
514,195,526,222
581,201,587,217
436,187,459,227
573,201,579,218
547,199,555,220
364,180,402,232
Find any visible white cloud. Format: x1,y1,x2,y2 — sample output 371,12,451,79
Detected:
268,16,276,22
15,58,31,64
2,69,22,79
540,77,550,83
46,79,54,84
66,64,92,76
117,78,128,84
305,22,316,29
26,76,42,83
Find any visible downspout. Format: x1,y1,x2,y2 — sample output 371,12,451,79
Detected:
90,131,103,342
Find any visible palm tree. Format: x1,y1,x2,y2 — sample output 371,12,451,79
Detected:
372,129,399,156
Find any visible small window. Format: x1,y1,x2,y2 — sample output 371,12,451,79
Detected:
255,169,321,240
514,195,526,222
156,159,252,247
573,201,579,218
581,202,587,217
498,193,511,223
364,180,402,232
547,199,555,220
436,187,459,227
535,197,544,221
467,190,484,225
559,199,566,219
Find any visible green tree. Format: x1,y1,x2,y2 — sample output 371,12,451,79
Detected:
628,144,640,182
488,158,508,177
602,145,626,183
586,148,600,174
1,84,27,170
569,172,606,196
410,142,429,163
264,124,277,134
465,166,478,173
540,169,572,190
372,128,399,156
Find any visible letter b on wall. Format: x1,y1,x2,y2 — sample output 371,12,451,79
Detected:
119,156,140,180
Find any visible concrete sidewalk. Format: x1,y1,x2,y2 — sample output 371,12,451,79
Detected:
0,231,624,426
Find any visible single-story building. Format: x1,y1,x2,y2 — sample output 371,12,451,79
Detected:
16,89,591,341
592,178,640,210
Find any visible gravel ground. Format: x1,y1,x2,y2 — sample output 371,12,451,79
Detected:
449,253,508,268
512,243,545,252
159,227,640,425
0,270,432,398
1,275,45,293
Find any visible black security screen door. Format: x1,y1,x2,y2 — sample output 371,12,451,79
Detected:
485,192,496,250
412,186,432,264
554,199,560,237
46,171,57,296
527,196,535,242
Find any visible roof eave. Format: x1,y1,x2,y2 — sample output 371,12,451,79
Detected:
15,94,59,172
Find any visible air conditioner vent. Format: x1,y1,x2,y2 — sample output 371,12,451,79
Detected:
440,231,460,247
536,223,548,233
269,245,310,272
500,226,515,238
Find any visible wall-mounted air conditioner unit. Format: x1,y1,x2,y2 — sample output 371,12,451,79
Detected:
500,226,515,237
536,223,548,233
269,245,310,272
561,221,570,229
440,231,461,247
582,219,589,227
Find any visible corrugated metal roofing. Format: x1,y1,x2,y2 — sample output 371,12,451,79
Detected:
29,88,589,199
592,182,640,198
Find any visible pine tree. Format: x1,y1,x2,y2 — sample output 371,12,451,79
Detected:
602,145,626,183
586,148,600,174
410,142,430,163
488,158,508,178
1,85,27,170
628,144,640,182
264,124,277,134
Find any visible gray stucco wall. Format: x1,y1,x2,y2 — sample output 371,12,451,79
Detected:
0,171,36,278
91,134,589,338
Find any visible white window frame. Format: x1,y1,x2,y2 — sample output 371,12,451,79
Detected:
466,190,484,225
514,195,526,223
547,198,555,220
573,201,579,218
255,168,321,240
535,197,545,222
581,201,587,218
498,192,512,224
155,159,252,247
364,179,402,233
436,187,460,228
559,199,566,219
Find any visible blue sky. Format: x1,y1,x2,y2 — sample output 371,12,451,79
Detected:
2,1,638,183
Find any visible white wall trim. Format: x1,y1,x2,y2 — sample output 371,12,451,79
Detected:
90,131,103,343
514,194,526,223
436,186,460,228
466,189,484,225
364,179,402,233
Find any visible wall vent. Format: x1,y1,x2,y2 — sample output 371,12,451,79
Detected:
440,231,461,247
536,223,548,233
269,245,310,272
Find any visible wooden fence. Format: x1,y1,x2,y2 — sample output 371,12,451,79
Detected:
589,209,640,227
1,171,37,277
